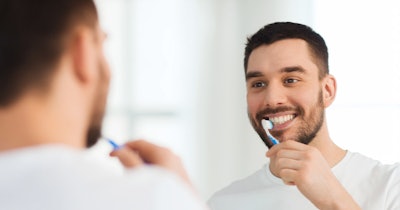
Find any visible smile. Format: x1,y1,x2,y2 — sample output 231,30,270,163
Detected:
268,114,295,126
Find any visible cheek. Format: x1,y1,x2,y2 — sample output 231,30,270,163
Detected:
293,91,322,119
291,87,319,105
247,94,263,116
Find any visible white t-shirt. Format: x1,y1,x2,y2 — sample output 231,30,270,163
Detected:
208,151,400,210
0,145,207,210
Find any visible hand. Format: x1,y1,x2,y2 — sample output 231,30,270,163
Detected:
110,140,192,186
266,140,360,210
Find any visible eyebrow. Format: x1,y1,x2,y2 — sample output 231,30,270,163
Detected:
280,66,306,74
246,66,306,81
245,71,264,81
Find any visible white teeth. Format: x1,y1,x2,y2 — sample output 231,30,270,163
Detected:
269,115,294,125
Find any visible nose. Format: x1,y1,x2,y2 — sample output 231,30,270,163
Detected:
263,82,287,107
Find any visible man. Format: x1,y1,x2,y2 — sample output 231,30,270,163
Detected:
0,0,206,209
208,22,400,209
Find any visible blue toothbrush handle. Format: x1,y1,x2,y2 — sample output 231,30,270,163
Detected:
106,138,121,150
269,135,279,145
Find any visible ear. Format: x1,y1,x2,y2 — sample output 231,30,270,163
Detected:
69,26,97,85
322,74,336,107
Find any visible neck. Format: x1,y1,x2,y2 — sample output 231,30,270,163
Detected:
0,96,85,151
309,122,346,167
0,71,89,151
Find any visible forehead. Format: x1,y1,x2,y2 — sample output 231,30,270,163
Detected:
247,39,319,76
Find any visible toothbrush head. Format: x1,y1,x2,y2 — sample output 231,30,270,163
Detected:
262,119,274,130
261,119,279,146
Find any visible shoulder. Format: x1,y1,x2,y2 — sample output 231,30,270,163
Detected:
208,165,269,204
122,166,189,190
339,151,400,185
0,147,207,210
340,151,396,173
116,166,207,210
72,165,206,209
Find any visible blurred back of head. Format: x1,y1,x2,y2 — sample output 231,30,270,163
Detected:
0,0,98,107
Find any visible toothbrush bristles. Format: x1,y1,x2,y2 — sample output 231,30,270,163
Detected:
261,119,279,145
262,119,274,130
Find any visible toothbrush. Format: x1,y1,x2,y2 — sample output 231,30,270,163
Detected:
102,137,122,150
261,119,279,145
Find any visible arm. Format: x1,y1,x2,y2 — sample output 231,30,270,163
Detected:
266,140,361,210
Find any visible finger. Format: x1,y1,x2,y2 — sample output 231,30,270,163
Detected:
279,168,297,186
275,157,302,171
110,147,143,168
283,140,310,150
123,140,172,164
123,140,192,185
266,142,284,157
283,180,296,185
275,149,305,160
266,140,309,157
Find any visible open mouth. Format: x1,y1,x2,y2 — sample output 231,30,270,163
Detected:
265,114,296,127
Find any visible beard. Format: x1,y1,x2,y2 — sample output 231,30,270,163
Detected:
85,56,110,148
86,124,102,148
249,90,325,148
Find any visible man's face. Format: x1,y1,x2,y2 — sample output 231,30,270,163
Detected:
246,39,326,148
86,27,111,148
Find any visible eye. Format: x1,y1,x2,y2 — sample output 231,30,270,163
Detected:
251,81,266,88
284,78,299,84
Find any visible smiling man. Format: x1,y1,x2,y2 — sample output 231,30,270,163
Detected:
208,22,400,210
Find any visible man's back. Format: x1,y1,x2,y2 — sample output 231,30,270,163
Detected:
0,145,204,210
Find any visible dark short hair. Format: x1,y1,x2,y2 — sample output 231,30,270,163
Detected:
0,0,98,107
244,22,329,79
